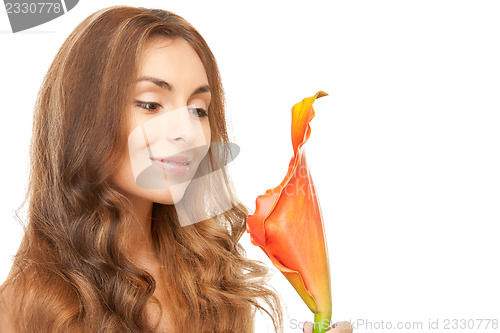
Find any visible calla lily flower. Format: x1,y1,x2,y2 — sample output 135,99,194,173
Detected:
246,91,332,333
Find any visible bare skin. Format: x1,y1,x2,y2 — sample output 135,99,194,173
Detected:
0,36,211,333
112,36,212,331
112,35,211,263
1,36,352,332
143,263,175,333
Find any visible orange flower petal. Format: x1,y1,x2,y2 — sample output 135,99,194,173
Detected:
246,91,331,319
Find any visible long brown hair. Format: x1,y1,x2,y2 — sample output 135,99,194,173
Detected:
0,6,284,332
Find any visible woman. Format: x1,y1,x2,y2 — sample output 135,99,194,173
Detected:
0,5,351,333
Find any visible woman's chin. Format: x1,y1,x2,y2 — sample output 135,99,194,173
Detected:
151,183,189,205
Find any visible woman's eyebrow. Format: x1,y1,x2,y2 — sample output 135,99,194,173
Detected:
136,75,173,92
191,85,211,96
135,75,211,96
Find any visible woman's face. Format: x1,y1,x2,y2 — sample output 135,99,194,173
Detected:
112,36,212,205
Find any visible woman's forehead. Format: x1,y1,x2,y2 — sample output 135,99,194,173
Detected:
135,37,208,88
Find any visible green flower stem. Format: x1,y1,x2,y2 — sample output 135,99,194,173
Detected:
313,312,332,333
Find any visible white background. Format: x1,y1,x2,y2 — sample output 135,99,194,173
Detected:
1,1,499,332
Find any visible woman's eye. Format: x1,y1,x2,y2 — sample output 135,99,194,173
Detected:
190,107,208,118
135,101,162,113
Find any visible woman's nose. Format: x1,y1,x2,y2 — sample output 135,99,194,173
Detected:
164,106,203,145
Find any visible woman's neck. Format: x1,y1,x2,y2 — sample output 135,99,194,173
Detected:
124,194,157,263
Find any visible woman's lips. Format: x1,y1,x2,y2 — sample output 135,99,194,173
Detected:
150,156,191,176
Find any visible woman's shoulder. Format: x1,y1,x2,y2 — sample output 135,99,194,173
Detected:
0,270,84,332
0,280,19,331
1,276,83,333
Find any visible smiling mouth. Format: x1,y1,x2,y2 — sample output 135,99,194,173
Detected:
161,160,189,166
150,156,191,176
